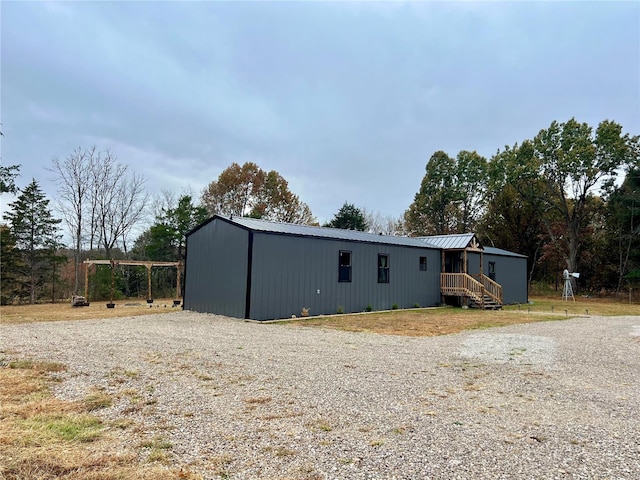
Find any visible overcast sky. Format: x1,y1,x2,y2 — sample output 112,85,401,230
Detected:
2,1,639,227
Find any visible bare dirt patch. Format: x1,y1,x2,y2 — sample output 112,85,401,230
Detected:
288,308,564,336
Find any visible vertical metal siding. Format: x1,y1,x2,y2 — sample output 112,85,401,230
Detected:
483,253,528,304
467,252,482,275
249,234,441,320
183,219,248,317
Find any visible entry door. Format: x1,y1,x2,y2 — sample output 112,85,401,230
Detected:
444,252,462,273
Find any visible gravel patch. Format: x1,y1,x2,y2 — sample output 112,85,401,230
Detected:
1,313,639,479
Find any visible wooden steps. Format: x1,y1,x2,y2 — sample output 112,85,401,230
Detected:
469,294,502,310
441,273,503,310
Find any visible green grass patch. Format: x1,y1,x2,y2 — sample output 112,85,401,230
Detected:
83,389,114,411
23,414,103,443
8,359,67,372
140,436,174,464
8,359,35,369
140,436,173,450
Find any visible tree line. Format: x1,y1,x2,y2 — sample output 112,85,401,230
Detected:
404,118,639,294
1,117,638,304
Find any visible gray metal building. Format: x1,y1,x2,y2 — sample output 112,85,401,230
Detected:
482,247,528,305
184,216,528,320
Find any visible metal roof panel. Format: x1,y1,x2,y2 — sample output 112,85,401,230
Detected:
417,233,476,249
483,246,528,258
226,216,440,249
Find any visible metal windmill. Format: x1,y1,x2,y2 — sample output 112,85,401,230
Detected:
562,269,580,301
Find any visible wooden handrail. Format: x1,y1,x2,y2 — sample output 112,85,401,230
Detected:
440,273,503,306
470,273,503,304
441,273,485,306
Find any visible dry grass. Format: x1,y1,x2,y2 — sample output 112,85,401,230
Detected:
288,308,561,336
0,298,182,324
287,295,639,336
2,295,637,336
0,294,636,477
0,359,202,480
510,294,640,316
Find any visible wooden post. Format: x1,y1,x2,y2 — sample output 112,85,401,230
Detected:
84,263,90,299
463,250,467,274
110,259,115,304
146,264,152,301
176,262,182,298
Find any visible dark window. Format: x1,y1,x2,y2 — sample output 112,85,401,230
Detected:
488,261,496,281
378,254,389,283
339,251,352,282
419,256,427,271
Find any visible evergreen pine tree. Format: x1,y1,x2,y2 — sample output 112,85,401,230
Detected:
0,224,24,304
324,202,368,231
3,179,62,303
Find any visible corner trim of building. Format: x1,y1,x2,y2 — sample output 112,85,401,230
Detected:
182,238,189,307
244,231,254,319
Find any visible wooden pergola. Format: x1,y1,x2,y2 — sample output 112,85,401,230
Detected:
83,259,182,301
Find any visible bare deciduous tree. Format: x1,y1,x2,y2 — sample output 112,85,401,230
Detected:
50,147,148,277
49,147,95,291
93,153,148,257
362,208,403,235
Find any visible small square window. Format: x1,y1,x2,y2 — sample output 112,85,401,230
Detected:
419,256,427,271
378,254,389,283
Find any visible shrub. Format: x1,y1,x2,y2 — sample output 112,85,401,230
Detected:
336,306,344,314
365,304,372,312
391,304,399,310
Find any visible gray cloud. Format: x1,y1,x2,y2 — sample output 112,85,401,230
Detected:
2,1,638,225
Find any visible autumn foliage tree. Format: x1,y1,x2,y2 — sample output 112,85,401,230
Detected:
493,119,639,274
402,118,638,294
201,162,314,224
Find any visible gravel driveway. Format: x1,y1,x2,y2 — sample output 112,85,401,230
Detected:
2,313,639,479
